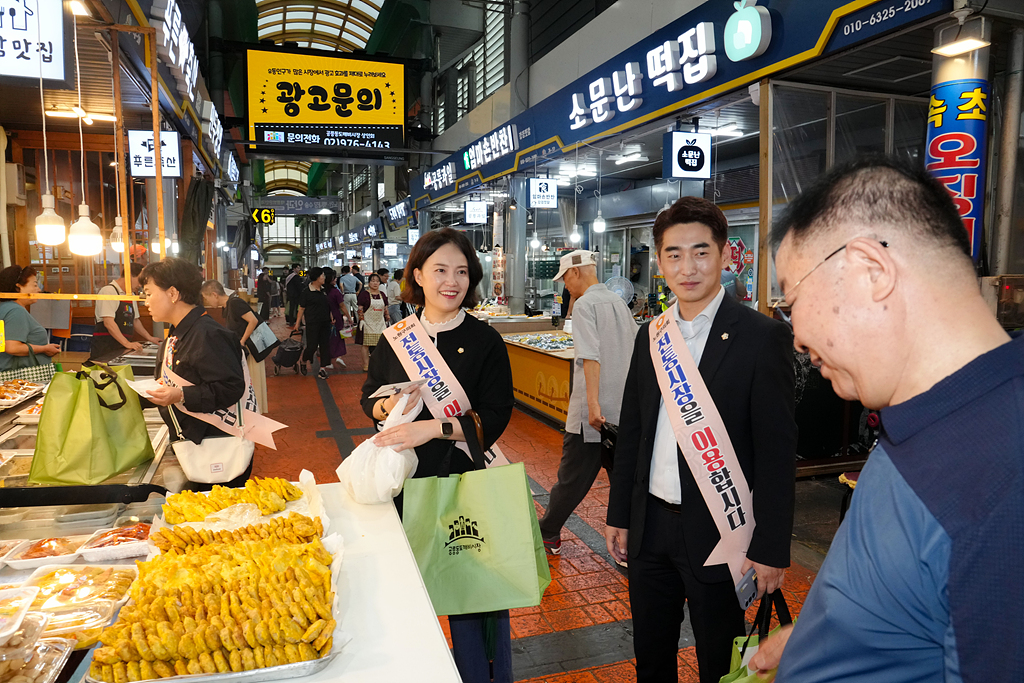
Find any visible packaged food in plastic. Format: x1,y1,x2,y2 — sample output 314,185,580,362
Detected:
39,600,115,649
24,567,136,611
0,613,49,660
0,589,39,643
0,637,75,683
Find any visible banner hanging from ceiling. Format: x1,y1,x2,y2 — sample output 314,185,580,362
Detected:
246,48,405,161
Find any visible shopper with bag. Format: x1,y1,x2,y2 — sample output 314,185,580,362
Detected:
201,279,268,415
292,267,333,380
361,228,519,683
0,265,60,381
140,258,254,490
323,268,349,370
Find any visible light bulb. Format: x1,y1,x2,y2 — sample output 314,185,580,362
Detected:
35,194,67,246
530,235,540,249
68,204,103,255
216,241,225,248
172,241,180,254
593,212,606,233
110,216,125,253
151,237,172,254
569,229,581,244
223,246,230,252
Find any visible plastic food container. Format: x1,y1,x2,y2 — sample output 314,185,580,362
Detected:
0,613,50,660
0,541,27,569
39,600,115,650
54,505,120,526
0,588,39,643
3,537,90,571
23,566,137,611
0,637,75,683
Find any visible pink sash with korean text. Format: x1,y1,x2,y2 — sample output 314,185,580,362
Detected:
383,315,509,468
649,304,754,586
161,337,286,449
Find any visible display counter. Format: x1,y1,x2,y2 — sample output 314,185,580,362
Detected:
0,482,460,683
502,332,574,425
472,313,562,335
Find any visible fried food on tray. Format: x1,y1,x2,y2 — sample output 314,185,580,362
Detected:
150,513,322,553
26,567,136,610
161,477,303,524
86,525,151,549
90,531,335,682
14,538,82,561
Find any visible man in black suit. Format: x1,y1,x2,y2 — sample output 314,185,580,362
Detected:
605,197,797,683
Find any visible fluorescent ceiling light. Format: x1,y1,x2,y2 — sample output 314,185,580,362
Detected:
615,154,648,165
82,116,93,125
45,110,79,118
317,208,333,214
931,37,990,57
90,114,117,122
709,124,743,137
72,106,86,117
70,0,90,15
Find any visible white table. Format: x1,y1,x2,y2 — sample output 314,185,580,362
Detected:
312,483,462,683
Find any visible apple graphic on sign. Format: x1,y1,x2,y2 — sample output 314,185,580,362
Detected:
724,0,772,62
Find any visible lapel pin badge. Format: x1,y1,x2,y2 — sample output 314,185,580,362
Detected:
721,333,729,340
458,347,465,354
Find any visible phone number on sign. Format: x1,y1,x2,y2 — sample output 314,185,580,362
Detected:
841,0,932,36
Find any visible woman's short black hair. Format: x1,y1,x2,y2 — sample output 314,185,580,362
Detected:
402,227,483,309
323,267,336,287
367,272,381,285
139,258,203,305
0,265,37,293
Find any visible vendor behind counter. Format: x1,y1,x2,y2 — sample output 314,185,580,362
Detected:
0,265,61,373
90,263,162,360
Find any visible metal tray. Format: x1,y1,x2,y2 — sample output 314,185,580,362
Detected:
84,653,338,683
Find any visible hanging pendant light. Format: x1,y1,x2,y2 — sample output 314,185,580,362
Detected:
569,226,582,244
593,150,606,233
36,194,67,246
69,204,103,255
68,13,103,257
33,6,65,246
109,216,125,253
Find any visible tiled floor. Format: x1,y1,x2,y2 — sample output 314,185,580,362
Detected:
252,314,823,681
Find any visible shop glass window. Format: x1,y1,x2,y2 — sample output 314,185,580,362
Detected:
893,100,928,167
834,94,887,166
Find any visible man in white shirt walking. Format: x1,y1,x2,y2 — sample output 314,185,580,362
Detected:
386,267,405,324
539,251,637,555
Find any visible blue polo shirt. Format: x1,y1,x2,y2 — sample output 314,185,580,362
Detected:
778,334,1024,683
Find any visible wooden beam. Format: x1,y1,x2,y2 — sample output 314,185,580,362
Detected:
110,26,128,279
13,131,115,153
150,31,165,261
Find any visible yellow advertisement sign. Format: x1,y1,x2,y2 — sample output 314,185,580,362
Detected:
246,49,405,156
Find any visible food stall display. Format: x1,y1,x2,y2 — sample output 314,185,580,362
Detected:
503,332,574,424
0,474,463,683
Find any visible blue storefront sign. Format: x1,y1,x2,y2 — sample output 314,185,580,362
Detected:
925,78,989,261
411,0,952,209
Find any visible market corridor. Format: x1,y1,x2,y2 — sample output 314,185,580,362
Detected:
251,329,821,682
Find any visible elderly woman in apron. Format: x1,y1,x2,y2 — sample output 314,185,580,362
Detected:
355,272,389,372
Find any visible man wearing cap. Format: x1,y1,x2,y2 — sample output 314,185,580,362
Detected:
539,250,638,555
606,197,797,683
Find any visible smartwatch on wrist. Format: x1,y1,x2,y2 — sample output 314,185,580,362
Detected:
439,419,454,439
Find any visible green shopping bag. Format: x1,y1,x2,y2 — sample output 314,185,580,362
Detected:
29,362,155,485
720,591,794,683
402,412,551,616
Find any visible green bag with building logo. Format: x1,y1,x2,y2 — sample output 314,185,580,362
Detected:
402,412,550,616
29,363,155,486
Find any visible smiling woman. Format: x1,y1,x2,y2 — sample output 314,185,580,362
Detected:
359,228,514,683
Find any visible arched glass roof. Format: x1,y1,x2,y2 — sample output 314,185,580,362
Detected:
264,161,310,194
257,0,382,52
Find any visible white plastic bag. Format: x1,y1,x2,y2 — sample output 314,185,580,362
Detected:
336,393,422,504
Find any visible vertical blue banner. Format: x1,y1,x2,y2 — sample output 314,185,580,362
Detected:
925,78,989,261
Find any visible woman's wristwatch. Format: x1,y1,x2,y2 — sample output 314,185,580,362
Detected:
439,419,454,439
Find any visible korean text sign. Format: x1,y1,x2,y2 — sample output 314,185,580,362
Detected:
925,78,989,261
127,130,182,178
247,49,405,155
0,0,67,85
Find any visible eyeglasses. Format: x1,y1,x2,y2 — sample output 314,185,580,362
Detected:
781,240,888,306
